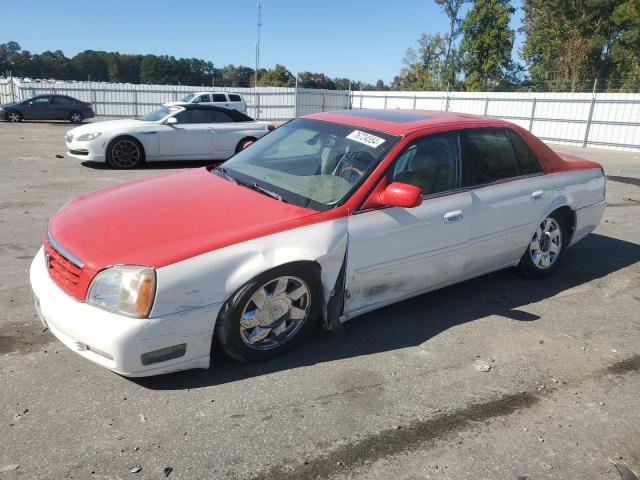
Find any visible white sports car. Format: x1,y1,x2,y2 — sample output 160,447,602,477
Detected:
64,104,274,168
32,109,605,377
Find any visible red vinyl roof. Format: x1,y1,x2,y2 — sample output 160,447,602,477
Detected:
304,109,514,136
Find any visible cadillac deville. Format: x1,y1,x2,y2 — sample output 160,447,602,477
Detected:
30,109,606,376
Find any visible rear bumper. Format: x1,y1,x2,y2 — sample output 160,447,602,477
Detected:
570,200,606,246
30,248,220,377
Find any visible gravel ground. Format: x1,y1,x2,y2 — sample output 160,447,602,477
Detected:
0,119,639,480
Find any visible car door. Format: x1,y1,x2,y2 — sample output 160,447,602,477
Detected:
193,94,211,105
23,95,51,120
211,93,229,108
227,94,245,112
157,109,218,158
50,95,72,119
206,109,250,159
344,131,472,316
462,128,551,276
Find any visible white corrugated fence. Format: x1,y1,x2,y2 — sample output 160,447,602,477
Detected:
1,77,638,151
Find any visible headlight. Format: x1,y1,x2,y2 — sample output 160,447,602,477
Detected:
76,132,102,141
87,266,156,318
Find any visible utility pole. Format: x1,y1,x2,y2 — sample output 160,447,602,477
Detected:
254,2,262,89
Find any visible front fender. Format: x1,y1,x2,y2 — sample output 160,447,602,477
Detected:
150,219,348,318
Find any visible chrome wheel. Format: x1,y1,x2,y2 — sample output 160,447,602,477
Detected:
69,112,83,124
7,112,22,122
110,140,141,168
239,276,311,350
529,217,562,269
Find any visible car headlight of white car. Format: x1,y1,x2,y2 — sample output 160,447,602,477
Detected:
76,132,102,141
86,266,156,318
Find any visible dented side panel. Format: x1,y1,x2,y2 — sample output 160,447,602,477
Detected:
151,218,348,318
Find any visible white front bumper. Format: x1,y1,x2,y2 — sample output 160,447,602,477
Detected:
30,248,221,377
66,138,107,162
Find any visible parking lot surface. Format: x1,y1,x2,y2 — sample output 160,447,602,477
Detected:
1,120,639,480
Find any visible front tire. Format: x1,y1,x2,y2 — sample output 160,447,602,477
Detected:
6,111,23,122
69,111,84,124
215,263,322,362
518,212,566,278
106,136,144,169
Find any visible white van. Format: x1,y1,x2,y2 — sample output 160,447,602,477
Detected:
164,92,247,112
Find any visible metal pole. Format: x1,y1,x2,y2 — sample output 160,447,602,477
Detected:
322,92,326,112
483,97,489,116
255,2,262,90
444,82,451,111
413,95,417,110
294,76,299,117
528,98,537,131
383,93,387,109
583,80,598,148
359,93,363,109
9,70,15,103
133,88,138,118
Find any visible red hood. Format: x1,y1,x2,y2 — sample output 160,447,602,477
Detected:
48,168,319,271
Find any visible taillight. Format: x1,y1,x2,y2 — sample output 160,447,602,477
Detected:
267,125,275,132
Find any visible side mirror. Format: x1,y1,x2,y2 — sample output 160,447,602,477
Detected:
28,101,34,106
378,182,422,208
166,116,178,125
241,140,254,150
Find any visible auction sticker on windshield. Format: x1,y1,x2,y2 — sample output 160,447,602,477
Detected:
346,130,386,148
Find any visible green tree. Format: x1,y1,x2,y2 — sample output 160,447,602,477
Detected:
611,0,640,91
258,64,295,86
435,0,470,87
520,0,619,91
459,0,516,90
397,34,448,90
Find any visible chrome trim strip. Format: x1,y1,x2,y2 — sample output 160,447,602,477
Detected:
47,231,84,268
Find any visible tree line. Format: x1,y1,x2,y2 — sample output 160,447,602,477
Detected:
2,0,639,93
396,0,639,92
0,41,385,91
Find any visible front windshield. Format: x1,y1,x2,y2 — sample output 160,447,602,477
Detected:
180,93,195,102
218,118,398,211
139,106,180,122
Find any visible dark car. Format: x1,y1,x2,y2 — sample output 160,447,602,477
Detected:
0,94,95,124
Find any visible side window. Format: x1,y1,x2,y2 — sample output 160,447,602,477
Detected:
464,129,518,186
53,96,74,104
390,132,460,195
175,109,214,124
194,94,210,103
212,94,227,102
507,129,542,175
211,110,234,123
29,96,50,105
228,94,242,102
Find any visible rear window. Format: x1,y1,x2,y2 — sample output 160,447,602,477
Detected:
507,130,542,175
228,94,242,102
53,96,75,104
464,129,518,186
212,94,227,102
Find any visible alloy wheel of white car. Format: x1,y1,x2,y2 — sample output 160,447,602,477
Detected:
239,275,312,350
519,212,566,277
108,139,142,169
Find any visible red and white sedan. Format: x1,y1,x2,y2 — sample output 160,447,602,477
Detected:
30,110,606,377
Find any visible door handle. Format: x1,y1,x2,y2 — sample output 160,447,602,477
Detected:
531,190,544,200
443,210,464,223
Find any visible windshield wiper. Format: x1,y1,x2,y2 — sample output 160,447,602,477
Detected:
214,165,236,183
239,180,285,202
214,166,286,203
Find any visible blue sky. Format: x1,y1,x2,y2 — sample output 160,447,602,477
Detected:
3,0,525,84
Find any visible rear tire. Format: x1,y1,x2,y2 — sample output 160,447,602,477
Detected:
235,136,257,154
69,111,84,124
6,111,23,122
106,136,144,169
215,263,322,363
518,211,567,278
